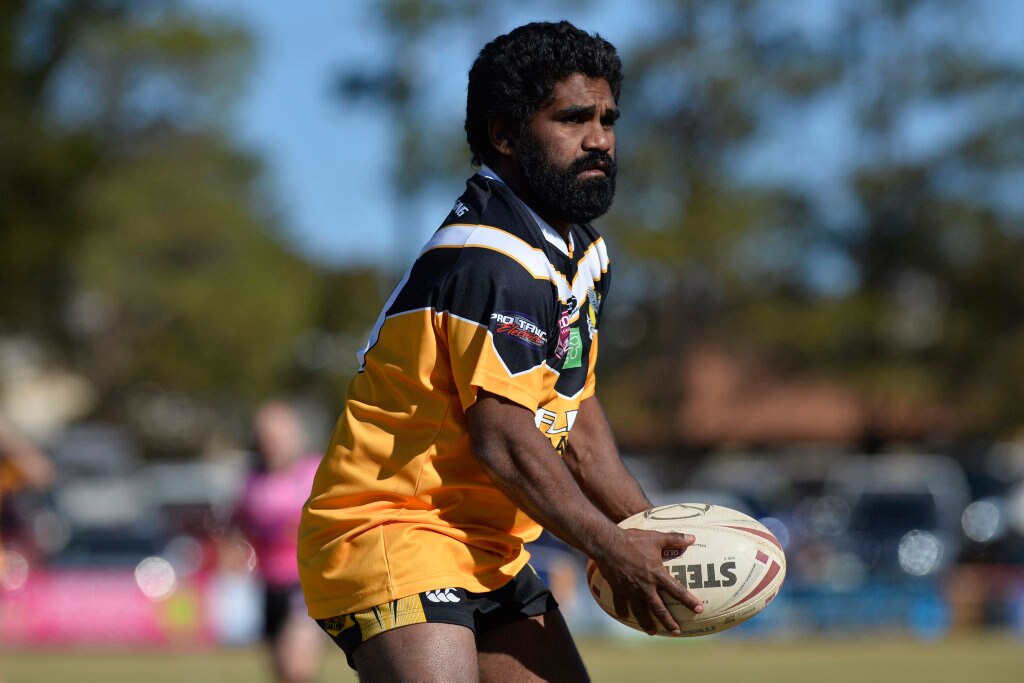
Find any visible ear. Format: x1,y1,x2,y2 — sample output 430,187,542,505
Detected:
487,118,516,158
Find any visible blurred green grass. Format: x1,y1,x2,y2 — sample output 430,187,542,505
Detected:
2,634,1021,682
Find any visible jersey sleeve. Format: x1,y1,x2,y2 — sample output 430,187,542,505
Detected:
440,247,555,412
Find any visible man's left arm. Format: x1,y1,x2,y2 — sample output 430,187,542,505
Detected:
562,396,651,523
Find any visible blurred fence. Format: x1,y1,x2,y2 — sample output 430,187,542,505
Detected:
4,434,1024,645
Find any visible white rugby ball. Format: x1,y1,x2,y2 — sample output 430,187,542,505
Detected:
587,503,786,637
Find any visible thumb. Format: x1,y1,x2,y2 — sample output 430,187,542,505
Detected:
660,532,696,550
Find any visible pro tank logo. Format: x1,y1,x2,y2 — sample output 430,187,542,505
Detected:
491,312,547,348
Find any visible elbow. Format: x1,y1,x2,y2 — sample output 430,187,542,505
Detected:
469,436,517,486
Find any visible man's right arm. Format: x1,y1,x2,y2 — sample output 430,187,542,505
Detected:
466,390,703,635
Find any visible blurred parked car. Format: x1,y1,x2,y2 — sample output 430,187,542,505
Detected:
825,454,971,577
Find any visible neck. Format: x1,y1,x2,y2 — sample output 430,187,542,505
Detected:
486,159,572,239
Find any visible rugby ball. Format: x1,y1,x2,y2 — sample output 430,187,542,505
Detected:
586,503,785,637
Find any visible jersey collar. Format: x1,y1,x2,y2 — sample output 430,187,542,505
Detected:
478,166,574,258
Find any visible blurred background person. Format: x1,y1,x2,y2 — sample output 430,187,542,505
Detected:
0,415,54,578
0,415,53,683
230,401,324,683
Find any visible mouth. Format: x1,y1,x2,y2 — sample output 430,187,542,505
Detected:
578,162,609,178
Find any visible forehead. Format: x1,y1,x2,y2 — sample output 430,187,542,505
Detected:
544,73,616,110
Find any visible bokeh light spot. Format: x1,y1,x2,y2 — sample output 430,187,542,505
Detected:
135,556,177,601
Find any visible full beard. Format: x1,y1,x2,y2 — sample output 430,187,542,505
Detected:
515,132,617,225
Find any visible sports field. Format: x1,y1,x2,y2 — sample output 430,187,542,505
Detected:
2,634,1020,682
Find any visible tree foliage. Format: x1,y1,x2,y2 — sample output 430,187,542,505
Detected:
0,1,383,453
341,0,1024,440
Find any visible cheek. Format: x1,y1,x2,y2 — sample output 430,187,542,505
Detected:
551,134,581,163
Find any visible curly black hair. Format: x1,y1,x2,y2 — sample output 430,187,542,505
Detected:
465,21,622,167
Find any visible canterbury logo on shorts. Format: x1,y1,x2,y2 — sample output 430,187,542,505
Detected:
425,588,461,603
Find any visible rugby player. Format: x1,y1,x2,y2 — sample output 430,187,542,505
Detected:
299,21,702,681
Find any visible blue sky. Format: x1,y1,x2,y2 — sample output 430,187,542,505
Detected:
191,0,1023,270
191,0,658,267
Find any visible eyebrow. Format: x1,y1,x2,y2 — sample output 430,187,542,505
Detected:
556,104,621,122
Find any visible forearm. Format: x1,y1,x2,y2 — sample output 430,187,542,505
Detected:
467,391,703,632
468,393,623,563
564,397,650,522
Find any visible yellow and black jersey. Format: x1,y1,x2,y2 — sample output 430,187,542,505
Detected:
299,171,611,618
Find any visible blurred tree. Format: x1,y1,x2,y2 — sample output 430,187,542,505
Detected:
289,266,391,406
0,0,112,339
74,138,316,402
341,0,1024,441
335,0,591,265
0,1,358,454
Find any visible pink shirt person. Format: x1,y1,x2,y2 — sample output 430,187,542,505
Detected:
236,454,319,587
228,402,325,683
233,402,320,588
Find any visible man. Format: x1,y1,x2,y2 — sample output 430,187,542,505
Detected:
299,21,702,681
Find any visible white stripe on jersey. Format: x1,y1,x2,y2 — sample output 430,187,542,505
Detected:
357,224,610,370
356,268,413,371
572,238,610,304
476,167,575,258
425,224,609,307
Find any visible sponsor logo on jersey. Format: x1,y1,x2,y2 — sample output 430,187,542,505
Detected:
535,407,579,435
491,312,547,347
563,327,583,369
554,296,578,360
453,199,469,217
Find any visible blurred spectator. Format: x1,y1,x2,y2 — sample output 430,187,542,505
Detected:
229,401,323,683
0,415,54,578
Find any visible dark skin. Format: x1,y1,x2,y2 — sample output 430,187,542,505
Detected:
487,73,619,241
470,392,703,636
480,75,703,632
352,74,700,682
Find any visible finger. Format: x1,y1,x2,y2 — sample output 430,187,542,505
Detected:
660,532,696,550
647,591,682,635
613,589,631,621
630,594,657,636
660,573,705,614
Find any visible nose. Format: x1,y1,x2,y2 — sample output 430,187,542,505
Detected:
582,120,613,153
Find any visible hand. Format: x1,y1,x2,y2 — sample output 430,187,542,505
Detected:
592,528,704,635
